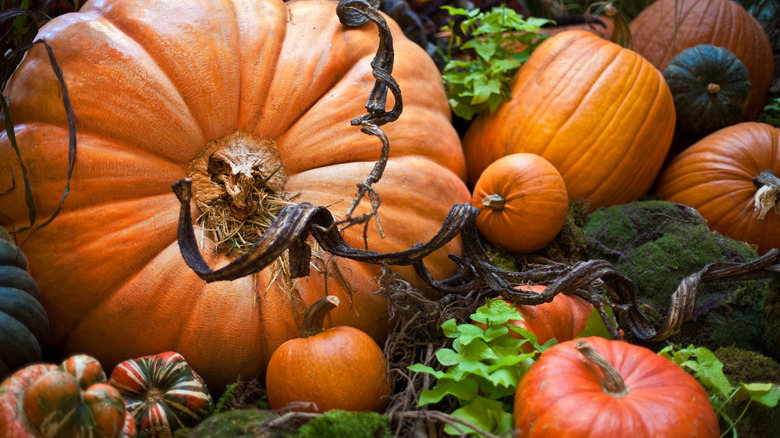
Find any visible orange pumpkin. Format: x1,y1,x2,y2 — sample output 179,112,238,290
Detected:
472,153,569,254
630,0,773,117
266,296,391,413
463,30,675,211
503,285,593,348
0,0,470,391
655,122,780,254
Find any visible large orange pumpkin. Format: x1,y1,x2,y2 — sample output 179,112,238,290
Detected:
655,122,780,254
630,0,773,117
463,30,675,210
0,0,470,391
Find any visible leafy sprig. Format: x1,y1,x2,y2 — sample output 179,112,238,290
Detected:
440,6,550,120
760,97,780,128
658,344,780,436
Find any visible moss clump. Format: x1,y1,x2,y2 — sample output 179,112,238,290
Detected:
583,200,768,352
186,409,293,437
762,278,780,360
292,410,392,438
713,346,780,437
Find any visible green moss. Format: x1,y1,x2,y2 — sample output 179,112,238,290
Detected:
583,200,768,352
186,409,291,437
292,410,392,438
713,347,780,437
762,278,780,360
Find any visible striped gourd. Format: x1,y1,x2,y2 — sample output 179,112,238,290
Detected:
109,352,213,437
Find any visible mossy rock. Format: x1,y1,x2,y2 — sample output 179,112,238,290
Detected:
583,200,768,353
186,409,293,437
713,346,780,437
762,277,780,360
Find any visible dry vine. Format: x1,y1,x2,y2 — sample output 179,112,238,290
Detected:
171,0,780,435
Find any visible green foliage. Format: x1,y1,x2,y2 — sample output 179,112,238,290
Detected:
658,344,780,436
760,97,780,128
213,381,238,413
440,6,550,120
292,410,392,438
408,298,556,437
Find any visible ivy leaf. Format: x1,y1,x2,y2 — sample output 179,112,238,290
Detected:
445,396,514,437
418,378,479,406
471,298,523,326
740,383,780,407
457,323,488,345
407,363,445,379
435,348,461,367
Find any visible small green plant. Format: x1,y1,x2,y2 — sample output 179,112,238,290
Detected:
658,344,780,436
408,298,554,436
439,6,550,120
760,97,780,128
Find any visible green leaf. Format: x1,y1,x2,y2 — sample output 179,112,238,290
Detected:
485,367,520,389
418,378,479,406
444,396,514,437
740,383,780,407
689,347,734,398
441,318,459,338
471,298,523,326
435,348,461,367
407,363,445,379
457,323,488,344
576,307,613,340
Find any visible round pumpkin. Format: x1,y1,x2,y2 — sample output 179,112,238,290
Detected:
630,0,774,117
664,44,752,135
655,122,780,254
462,30,675,211
265,296,391,413
0,228,48,381
472,153,569,254
0,0,470,392
513,337,719,437
505,285,593,347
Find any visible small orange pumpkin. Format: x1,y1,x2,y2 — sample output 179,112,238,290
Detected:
505,285,593,347
655,122,780,254
630,0,773,117
472,153,569,254
265,296,392,413
463,30,675,210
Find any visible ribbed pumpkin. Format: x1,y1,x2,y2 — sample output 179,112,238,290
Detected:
0,355,135,438
514,337,719,437
471,153,569,254
109,351,213,437
0,228,48,380
655,122,780,254
663,44,752,136
0,0,470,392
463,30,675,211
630,0,774,117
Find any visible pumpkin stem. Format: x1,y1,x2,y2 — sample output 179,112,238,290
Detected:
302,296,340,338
706,83,720,94
575,339,631,397
604,4,633,50
482,194,506,210
753,170,780,220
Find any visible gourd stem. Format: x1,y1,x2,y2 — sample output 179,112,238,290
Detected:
575,339,631,397
482,194,506,210
706,83,720,94
301,296,340,338
752,170,780,220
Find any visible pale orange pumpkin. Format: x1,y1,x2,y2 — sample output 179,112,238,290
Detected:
463,30,675,211
630,0,773,117
0,0,470,391
655,122,780,254
472,153,569,254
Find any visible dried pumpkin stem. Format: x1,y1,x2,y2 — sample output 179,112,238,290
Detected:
753,169,780,219
301,296,340,338
482,194,506,211
706,83,720,94
574,339,630,397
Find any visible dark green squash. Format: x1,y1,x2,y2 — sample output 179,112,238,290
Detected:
663,44,752,135
0,228,49,380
